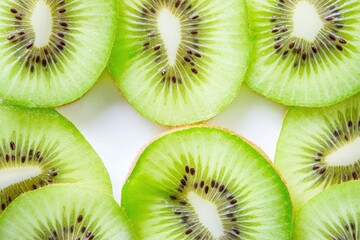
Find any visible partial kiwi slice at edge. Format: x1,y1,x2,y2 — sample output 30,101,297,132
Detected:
0,185,136,239
0,104,112,214
0,0,117,107
122,126,292,239
275,93,360,212
245,0,360,106
293,181,360,239
109,0,250,126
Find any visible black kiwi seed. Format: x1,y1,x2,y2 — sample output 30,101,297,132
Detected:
7,35,15,41
77,215,83,223
180,179,186,186
311,46,318,54
335,44,343,51
339,38,347,44
191,68,198,74
10,141,15,150
313,165,320,170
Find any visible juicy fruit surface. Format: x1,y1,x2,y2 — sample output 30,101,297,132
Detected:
245,0,360,106
275,93,360,212
0,0,117,107
0,104,112,213
122,126,292,239
109,0,250,125
293,181,360,240
0,185,136,239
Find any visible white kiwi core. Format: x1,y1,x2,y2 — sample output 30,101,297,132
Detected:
157,8,181,66
292,1,323,42
187,191,224,238
326,137,360,166
0,167,42,190
31,0,53,47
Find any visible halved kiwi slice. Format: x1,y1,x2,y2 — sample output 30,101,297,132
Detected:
0,0,117,107
293,181,360,239
0,104,111,214
245,0,360,106
0,185,136,239
275,93,360,212
109,0,250,126
122,126,292,239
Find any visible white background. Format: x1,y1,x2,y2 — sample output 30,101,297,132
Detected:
57,69,287,202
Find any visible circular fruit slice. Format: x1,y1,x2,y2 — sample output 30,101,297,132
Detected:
293,181,360,239
275,93,360,212
245,0,360,106
0,0,117,107
109,0,250,126
0,185,136,239
0,104,111,214
122,126,292,239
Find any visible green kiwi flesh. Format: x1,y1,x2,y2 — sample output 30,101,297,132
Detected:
122,126,292,239
245,0,360,106
275,93,360,212
0,185,136,239
109,0,250,126
0,104,112,214
293,181,360,239
0,0,117,107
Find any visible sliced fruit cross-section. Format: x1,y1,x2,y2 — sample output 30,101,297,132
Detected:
0,185,136,239
122,126,292,239
275,93,360,211
0,104,112,214
109,0,250,125
293,181,360,240
246,0,360,106
0,0,117,107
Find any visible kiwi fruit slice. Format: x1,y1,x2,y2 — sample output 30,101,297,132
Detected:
0,104,111,214
122,126,292,239
275,93,360,212
293,181,360,239
0,185,136,239
108,0,250,126
0,0,117,107
245,0,360,106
